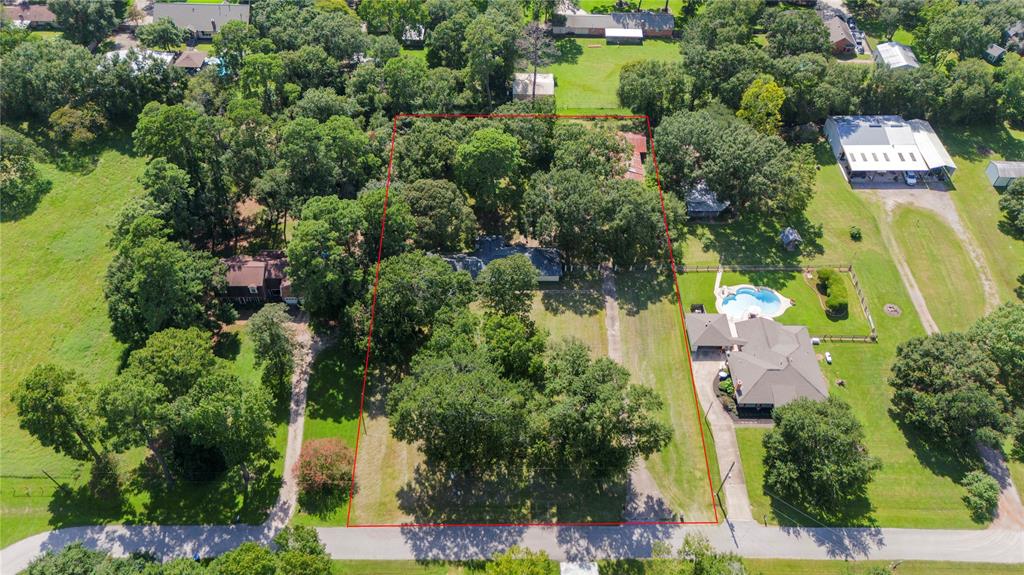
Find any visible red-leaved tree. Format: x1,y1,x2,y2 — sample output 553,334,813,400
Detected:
294,438,354,498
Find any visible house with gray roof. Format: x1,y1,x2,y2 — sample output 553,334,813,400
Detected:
685,313,742,352
555,12,674,39
442,236,563,282
685,181,730,219
152,2,250,39
984,43,1006,65
728,317,828,411
986,160,1024,187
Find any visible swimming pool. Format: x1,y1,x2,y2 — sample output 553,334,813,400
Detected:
717,286,788,319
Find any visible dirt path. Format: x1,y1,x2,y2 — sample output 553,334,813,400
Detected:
265,313,326,530
601,267,672,520
868,187,1000,316
875,208,941,335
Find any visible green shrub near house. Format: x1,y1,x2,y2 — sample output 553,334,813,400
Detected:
816,269,848,317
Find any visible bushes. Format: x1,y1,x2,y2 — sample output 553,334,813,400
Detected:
295,438,354,511
961,470,1000,522
816,268,848,317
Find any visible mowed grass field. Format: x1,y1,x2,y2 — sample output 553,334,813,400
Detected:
540,38,680,112
0,146,287,546
617,272,720,522
687,149,981,528
890,206,989,332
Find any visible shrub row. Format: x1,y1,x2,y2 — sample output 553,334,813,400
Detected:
816,269,848,317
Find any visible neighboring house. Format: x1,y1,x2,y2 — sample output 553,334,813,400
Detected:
986,160,1024,187
780,227,803,251
3,2,55,28
684,313,741,352
512,72,555,100
685,180,730,219
104,48,176,73
173,50,207,72
1006,21,1024,54
221,251,298,305
443,236,563,282
824,115,957,181
823,16,856,54
874,41,919,70
152,2,250,39
727,317,828,412
554,12,674,39
402,25,425,48
618,131,647,181
983,43,1006,65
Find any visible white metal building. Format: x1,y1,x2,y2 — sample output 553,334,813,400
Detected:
874,41,920,70
512,72,555,100
986,160,1024,187
824,116,956,180
606,27,643,44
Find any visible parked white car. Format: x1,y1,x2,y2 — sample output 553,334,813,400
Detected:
903,171,919,186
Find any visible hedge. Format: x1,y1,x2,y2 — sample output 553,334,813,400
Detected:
816,269,848,317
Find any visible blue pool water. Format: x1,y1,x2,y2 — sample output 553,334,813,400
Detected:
720,286,783,318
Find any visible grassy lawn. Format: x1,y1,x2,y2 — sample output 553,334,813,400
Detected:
680,147,982,528
939,124,1024,303
0,145,286,547
533,282,607,357
540,38,680,111
890,206,988,332
617,272,719,522
577,0,688,15
292,343,364,528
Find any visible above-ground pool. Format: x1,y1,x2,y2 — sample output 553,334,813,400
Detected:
717,285,790,320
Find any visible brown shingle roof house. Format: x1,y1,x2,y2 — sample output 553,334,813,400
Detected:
221,251,298,305
728,317,828,410
3,2,56,27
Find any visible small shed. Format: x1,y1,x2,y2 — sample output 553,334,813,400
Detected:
402,25,425,48
606,28,643,45
986,160,1024,187
984,44,1006,64
685,181,730,219
512,72,555,100
780,227,803,251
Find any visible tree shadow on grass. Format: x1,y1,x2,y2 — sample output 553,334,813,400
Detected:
539,278,604,317
47,482,132,531
553,38,584,64
213,330,241,361
297,486,351,520
894,418,978,485
305,344,363,430
615,271,675,317
760,488,883,559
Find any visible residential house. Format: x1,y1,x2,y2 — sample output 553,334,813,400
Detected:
221,251,298,305
823,16,856,54
685,180,730,219
512,72,555,100
1006,21,1024,54
984,43,1006,65
606,28,643,45
173,50,207,72
554,12,674,39
986,160,1024,187
152,2,250,39
3,2,55,28
402,25,425,48
443,236,563,282
727,317,828,413
874,41,919,70
618,131,647,181
684,313,742,352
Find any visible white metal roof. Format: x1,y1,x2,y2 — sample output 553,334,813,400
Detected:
989,161,1024,178
825,116,956,173
875,41,919,69
606,28,643,38
513,73,555,96
560,563,599,575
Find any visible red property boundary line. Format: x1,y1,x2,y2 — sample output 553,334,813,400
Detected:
345,113,720,528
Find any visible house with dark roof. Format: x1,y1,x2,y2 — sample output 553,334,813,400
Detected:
221,251,298,305
152,2,250,39
1006,21,1024,54
728,317,828,412
685,181,730,219
555,12,674,39
173,50,207,72
443,237,563,282
684,313,742,352
3,2,55,28
986,160,1024,187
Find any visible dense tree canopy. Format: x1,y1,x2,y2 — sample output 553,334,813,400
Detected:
477,254,539,318
765,9,830,58
49,0,119,47
14,364,102,463
763,398,881,514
